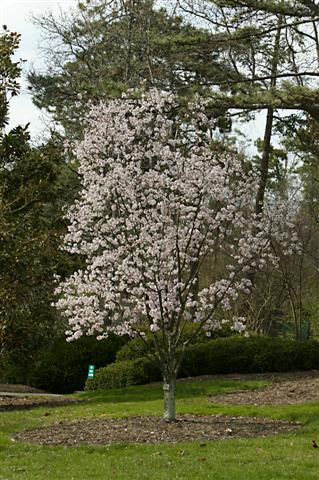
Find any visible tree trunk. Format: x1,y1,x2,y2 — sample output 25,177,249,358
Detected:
255,106,274,215
255,15,283,215
163,377,176,422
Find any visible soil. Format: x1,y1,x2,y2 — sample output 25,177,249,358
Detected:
12,414,300,446
7,371,318,446
0,395,81,412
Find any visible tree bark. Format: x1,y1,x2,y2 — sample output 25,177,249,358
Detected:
255,15,283,215
163,377,176,422
255,106,275,215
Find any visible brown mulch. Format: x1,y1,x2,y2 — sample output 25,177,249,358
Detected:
209,370,319,405
12,414,300,446
0,396,82,412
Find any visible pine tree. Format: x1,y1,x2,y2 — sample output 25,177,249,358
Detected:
28,0,237,140
178,0,319,209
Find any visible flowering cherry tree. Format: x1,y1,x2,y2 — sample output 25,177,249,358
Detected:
56,89,295,421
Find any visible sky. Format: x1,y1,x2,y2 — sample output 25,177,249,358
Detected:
2,0,78,140
2,0,267,151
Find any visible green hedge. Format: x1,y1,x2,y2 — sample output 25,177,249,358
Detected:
28,334,126,393
86,336,319,391
115,323,233,362
85,357,161,390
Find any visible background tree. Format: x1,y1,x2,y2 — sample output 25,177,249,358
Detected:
28,0,237,141
172,0,319,335
0,27,21,129
0,27,80,381
177,0,319,211
276,114,319,336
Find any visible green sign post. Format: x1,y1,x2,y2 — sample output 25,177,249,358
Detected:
87,364,95,380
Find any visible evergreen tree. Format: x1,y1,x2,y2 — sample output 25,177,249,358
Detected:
0,28,79,381
0,27,21,128
178,0,319,211
28,0,237,140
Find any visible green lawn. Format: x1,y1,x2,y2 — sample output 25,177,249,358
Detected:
1,378,319,480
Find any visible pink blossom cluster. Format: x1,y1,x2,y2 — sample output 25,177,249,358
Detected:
55,89,298,344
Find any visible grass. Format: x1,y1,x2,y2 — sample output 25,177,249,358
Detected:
1,378,319,479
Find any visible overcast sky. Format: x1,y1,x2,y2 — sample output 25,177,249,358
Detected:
2,0,266,151
2,0,77,140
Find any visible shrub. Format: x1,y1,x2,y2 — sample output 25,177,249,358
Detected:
28,334,126,393
116,337,150,362
85,357,161,390
86,336,319,390
295,340,319,370
179,336,299,376
116,323,233,362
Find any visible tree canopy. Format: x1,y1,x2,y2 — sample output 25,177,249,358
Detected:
55,89,299,420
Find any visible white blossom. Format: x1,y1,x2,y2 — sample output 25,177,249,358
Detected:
55,89,298,356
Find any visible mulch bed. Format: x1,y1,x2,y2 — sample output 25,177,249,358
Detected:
12,414,300,446
7,372,317,445
209,371,319,405
0,395,81,412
